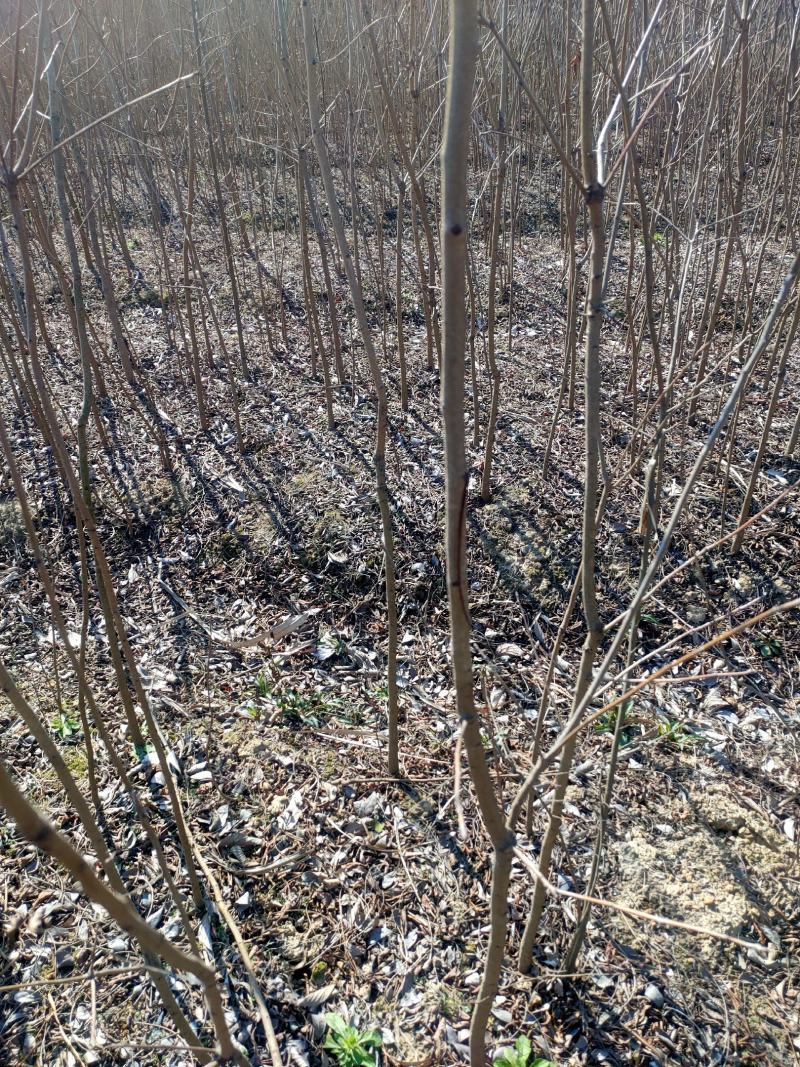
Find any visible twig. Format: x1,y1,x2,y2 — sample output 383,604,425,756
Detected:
478,15,585,191
16,72,198,179
513,847,761,950
0,965,169,994
453,723,468,841
189,840,284,1067
393,818,427,912
207,852,308,878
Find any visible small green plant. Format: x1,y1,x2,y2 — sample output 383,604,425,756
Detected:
341,702,366,727
254,673,271,698
322,1012,381,1067
595,709,615,734
51,711,80,741
134,284,169,308
253,677,338,728
755,635,781,659
656,716,699,748
435,983,462,1021
276,689,322,727
214,529,244,561
494,1035,554,1067
594,702,635,746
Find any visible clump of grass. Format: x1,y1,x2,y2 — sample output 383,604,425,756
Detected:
251,676,363,729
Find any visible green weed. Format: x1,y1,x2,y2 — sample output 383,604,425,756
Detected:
322,1012,382,1067
494,1036,554,1067
755,635,781,659
594,700,635,746
656,716,700,748
51,711,80,741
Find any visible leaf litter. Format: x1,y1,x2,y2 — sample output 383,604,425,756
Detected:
1,208,799,1067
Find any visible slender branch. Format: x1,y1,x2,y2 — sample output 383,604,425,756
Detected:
15,71,197,180
479,14,585,191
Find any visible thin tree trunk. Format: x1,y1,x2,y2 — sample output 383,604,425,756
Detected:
481,0,509,503
518,0,605,973
441,4,515,1063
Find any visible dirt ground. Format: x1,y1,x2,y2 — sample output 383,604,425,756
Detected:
1,200,799,1066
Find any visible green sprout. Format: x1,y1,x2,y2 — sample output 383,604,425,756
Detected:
594,701,635,746
494,1035,554,1067
322,1012,382,1067
656,716,700,748
51,712,80,741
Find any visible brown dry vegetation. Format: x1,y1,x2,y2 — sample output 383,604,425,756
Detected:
0,2,799,1066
